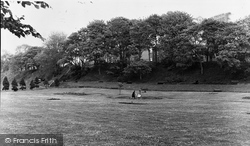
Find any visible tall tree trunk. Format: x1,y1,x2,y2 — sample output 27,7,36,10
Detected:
138,49,142,60
98,64,101,75
147,49,151,61
155,49,158,63
200,61,204,75
153,47,158,63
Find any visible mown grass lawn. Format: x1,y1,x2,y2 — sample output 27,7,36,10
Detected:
1,88,250,146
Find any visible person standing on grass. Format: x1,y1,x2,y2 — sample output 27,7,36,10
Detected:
137,89,142,99
132,90,136,99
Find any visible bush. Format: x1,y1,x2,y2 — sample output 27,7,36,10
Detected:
2,76,10,90
30,80,35,90
54,78,60,87
11,78,18,91
34,77,40,88
19,78,26,90
106,64,122,77
43,79,49,88
123,60,152,80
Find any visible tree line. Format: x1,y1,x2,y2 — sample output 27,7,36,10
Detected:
2,76,60,91
1,11,250,83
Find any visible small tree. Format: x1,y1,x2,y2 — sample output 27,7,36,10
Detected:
54,78,60,87
118,82,123,95
30,80,35,90
19,78,26,90
11,78,18,91
43,78,49,88
34,77,40,88
2,76,10,90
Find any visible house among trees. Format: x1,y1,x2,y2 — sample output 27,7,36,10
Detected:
211,12,231,22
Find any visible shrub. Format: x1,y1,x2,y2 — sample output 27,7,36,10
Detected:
106,64,122,77
123,60,152,80
11,78,18,91
30,80,35,90
34,77,40,88
2,76,9,90
19,78,26,90
43,79,49,88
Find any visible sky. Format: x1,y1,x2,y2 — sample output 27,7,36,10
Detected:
1,0,250,55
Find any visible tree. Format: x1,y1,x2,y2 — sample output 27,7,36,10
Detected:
1,53,13,72
86,20,108,74
130,19,151,60
237,15,250,36
30,80,35,90
180,19,250,75
123,60,152,80
34,77,40,88
160,11,194,64
19,78,26,90
2,76,10,90
180,23,207,74
11,78,18,91
178,19,229,74
195,19,228,62
62,32,85,68
41,32,67,76
9,46,42,73
1,1,50,39
23,47,42,70
215,22,250,73
106,17,132,66
145,14,162,63
9,53,26,73
15,44,31,54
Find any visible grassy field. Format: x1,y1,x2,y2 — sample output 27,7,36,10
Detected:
0,88,250,146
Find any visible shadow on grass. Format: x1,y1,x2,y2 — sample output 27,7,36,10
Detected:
242,97,250,99
118,102,148,105
109,95,164,100
54,92,89,96
47,98,61,100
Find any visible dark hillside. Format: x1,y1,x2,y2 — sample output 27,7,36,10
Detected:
77,62,243,84
2,61,248,86
143,62,232,84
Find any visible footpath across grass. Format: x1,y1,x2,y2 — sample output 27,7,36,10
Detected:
61,81,250,93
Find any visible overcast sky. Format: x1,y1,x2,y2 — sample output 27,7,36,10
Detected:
1,0,250,55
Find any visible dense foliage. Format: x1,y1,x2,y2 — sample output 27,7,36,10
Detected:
1,11,250,82
123,60,152,80
1,1,50,39
30,80,35,90
11,78,18,91
34,77,40,88
2,76,10,90
19,78,26,90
